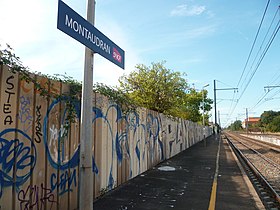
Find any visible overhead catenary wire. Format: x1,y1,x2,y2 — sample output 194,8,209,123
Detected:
224,1,273,126
249,7,279,72
267,68,280,85
239,19,280,100
266,88,280,99
216,80,236,88
225,6,280,125
250,90,280,112
250,90,270,110
214,80,239,127
249,68,280,112
219,4,280,127
236,0,271,87
240,6,280,91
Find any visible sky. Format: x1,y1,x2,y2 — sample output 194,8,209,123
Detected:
0,0,279,127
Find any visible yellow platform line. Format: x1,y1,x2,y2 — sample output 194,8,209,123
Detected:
208,135,221,210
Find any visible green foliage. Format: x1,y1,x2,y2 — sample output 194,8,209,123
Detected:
228,120,242,131
1,44,213,123
0,44,83,128
1,44,62,98
226,110,280,133
0,44,24,71
180,88,212,123
93,83,137,113
119,61,213,122
0,44,135,123
267,115,280,132
260,110,280,132
119,61,188,115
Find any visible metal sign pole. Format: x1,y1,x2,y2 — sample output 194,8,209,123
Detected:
79,0,95,209
57,0,124,207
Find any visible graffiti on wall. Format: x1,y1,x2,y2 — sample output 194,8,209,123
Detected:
17,183,57,210
34,105,43,143
18,96,33,132
0,65,212,209
0,128,36,197
3,75,15,125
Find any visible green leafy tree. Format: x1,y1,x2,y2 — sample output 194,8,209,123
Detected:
118,61,213,122
228,120,242,131
260,110,280,132
119,61,188,115
267,115,280,132
2,45,213,123
180,88,212,123
260,111,279,125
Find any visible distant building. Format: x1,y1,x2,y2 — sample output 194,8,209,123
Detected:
242,117,260,128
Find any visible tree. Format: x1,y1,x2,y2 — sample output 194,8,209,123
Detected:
260,110,280,132
180,88,212,123
118,61,213,122
260,111,279,125
267,115,280,132
118,61,188,115
228,120,242,131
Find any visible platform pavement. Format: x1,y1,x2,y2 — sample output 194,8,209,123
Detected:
93,134,265,210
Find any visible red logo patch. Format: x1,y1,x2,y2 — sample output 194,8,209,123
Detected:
113,48,122,63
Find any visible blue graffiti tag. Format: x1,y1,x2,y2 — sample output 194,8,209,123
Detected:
135,140,141,174
0,128,36,198
51,169,77,195
43,96,98,173
146,114,164,160
44,96,166,192
18,96,33,132
92,104,119,189
43,96,80,170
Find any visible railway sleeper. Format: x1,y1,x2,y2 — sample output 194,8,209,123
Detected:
224,134,280,210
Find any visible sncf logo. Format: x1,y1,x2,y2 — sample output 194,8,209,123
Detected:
113,48,122,63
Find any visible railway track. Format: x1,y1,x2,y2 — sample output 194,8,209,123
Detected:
224,131,280,210
230,132,280,168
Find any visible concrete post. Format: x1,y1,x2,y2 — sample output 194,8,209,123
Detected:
79,0,95,209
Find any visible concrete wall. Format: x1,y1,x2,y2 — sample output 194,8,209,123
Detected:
240,133,280,146
0,64,212,210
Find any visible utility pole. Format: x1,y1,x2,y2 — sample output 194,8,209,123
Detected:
214,80,217,127
246,108,248,135
79,0,95,209
202,84,209,146
202,84,210,127
218,111,221,129
213,80,238,133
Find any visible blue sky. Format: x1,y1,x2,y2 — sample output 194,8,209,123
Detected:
0,0,279,127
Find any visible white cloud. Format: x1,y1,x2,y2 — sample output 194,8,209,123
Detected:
170,4,206,17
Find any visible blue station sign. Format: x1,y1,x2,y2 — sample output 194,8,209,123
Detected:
57,0,125,69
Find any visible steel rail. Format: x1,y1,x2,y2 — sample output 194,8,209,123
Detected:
224,133,280,208
236,138,280,170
